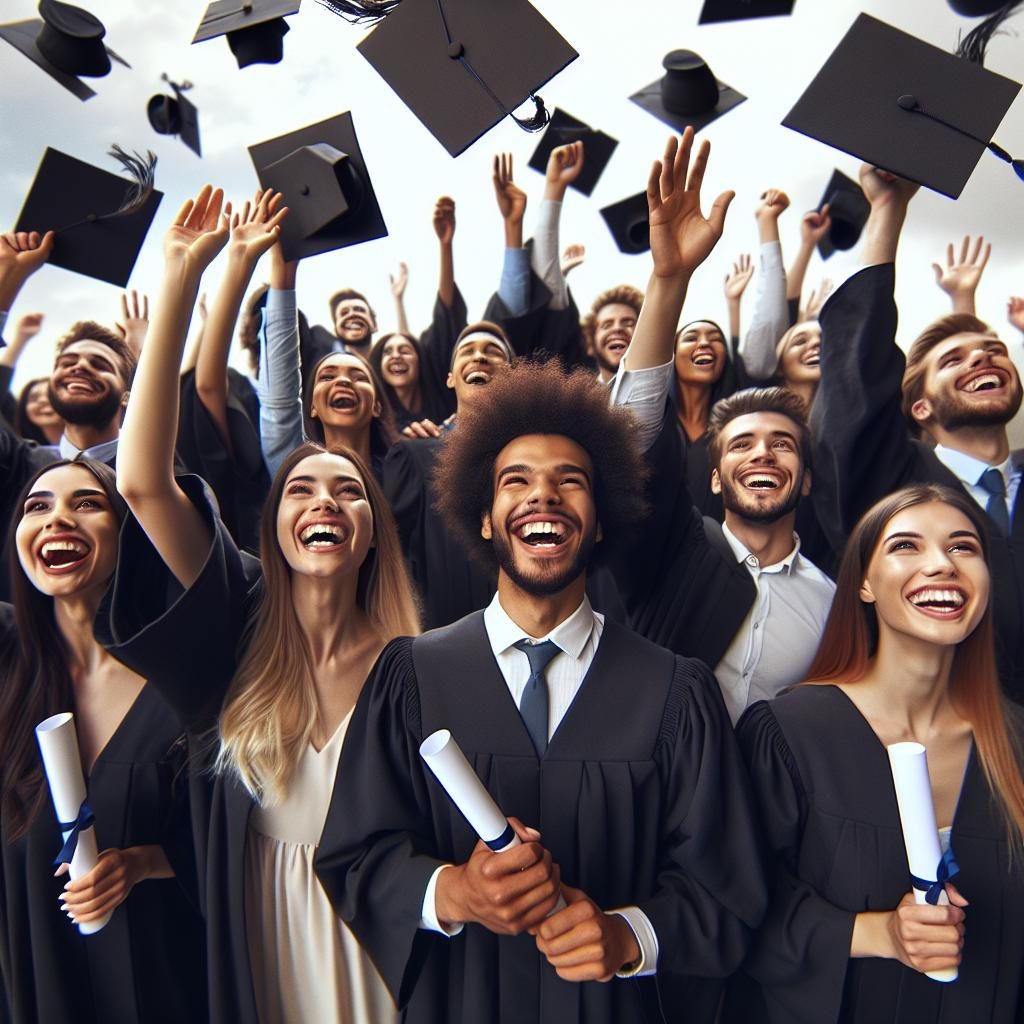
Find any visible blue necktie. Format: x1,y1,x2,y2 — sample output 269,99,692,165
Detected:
512,639,559,756
978,468,1010,536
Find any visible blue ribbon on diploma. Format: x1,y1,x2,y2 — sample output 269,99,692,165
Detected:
484,823,516,852
910,846,960,906
53,801,95,868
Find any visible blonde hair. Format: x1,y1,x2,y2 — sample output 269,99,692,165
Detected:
217,443,420,803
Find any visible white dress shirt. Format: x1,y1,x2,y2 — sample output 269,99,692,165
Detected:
420,594,659,976
608,357,675,455
714,526,836,725
933,445,1023,524
58,434,118,463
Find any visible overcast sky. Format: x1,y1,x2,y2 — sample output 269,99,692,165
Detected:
2,0,1022,438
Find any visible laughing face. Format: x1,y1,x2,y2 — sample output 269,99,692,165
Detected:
380,335,420,390
592,303,637,377
275,452,374,579
332,297,376,347
446,334,511,409
482,434,602,597
711,412,810,524
913,332,1023,433
309,353,381,433
675,321,727,386
860,501,989,649
15,464,120,600
48,340,129,428
778,321,821,387
25,380,62,433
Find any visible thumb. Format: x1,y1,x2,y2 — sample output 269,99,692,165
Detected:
707,190,736,235
945,882,969,908
932,263,944,284
507,816,541,843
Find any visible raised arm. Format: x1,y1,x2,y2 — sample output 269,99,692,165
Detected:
116,290,150,360
530,142,584,311
389,261,410,335
492,153,530,317
117,185,229,587
786,206,831,309
0,230,53,327
0,312,44,369
433,195,456,311
740,190,791,379
723,254,753,342
931,234,990,316
1009,296,1024,337
195,189,286,453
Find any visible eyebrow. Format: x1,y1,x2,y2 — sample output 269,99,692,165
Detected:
285,474,363,486
727,431,798,444
883,530,981,542
497,462,592,482
24,488,106,501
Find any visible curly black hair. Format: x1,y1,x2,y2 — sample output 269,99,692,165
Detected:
431,360,649,567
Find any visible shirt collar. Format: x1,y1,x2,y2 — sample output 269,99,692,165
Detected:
484,592,597,660
933,444,1023,490
721,521,802,576
58,434,119,463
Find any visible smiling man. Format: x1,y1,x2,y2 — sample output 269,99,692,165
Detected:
316,361,766,1024
581,285,644,383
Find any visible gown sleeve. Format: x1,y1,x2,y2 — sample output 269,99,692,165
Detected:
314,638,448,1010
96,474,250,731
418,286,466,424
733,700,856,1024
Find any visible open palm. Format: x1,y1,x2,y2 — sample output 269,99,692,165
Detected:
229,188,288,266
163,184,230,272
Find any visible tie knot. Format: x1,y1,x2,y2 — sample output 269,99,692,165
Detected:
513,638,560,674
979,467,1006,498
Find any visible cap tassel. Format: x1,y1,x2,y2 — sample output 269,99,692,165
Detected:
956,1,1023,64
897,94,1023,183
54,146,158,234
314,0,402,24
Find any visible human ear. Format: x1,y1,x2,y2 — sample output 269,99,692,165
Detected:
910,398,932,425
446,371,455,391
859,578,876,604
710,468,722,495
481,512,492,540
801,468,812,497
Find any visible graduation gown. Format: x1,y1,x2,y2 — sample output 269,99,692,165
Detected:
724,687,1024,1023
415,288,468,427
314,610,767,1024
0,607,207,1024
812,264,1024,701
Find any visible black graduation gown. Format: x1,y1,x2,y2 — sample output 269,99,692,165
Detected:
314,610,768,1024
0,608,207,1024
812,264,1024,702
415,288,467,427
724,687,1024,1024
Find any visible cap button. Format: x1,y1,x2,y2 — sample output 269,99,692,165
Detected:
300,185,311,196
447,41,464,59
897,94,918,111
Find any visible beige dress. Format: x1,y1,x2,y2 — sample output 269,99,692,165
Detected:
245,709,397,1024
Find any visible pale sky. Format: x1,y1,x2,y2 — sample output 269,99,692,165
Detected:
2,0,1022,438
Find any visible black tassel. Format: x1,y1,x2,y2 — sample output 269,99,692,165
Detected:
106,145,158,217
510,93,551,134
956,0,1023,64
313,0,402,25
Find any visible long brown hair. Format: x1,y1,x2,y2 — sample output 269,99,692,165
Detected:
216,443,420,803
0,460,127,841
806,483,1024,848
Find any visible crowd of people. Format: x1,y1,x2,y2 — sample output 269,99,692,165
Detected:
1,124,1023,1024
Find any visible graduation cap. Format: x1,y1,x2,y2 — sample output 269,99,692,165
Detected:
815,169,869,259
783,13,1022,199
0,0,129,101
193,0,300,68
356,0,578,157
526,109,618,197
600,193,650,255
13,147,163,287
248,112,387,261
630,50,746,134
948,1,1008,15
698,0,796,25
147,78,202,157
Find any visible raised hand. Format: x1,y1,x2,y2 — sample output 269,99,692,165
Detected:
544,141,585,200
227,188,288,268
492,153,528,226
802,277,834,321
800,205,832,247
13,311,44,346
389,261,409,299
163,184,231,273
116,289,150,356
433,195,456,245
724,254,754,302
1009,296,1024,333
561,243,585,278
932,235,990,308
0,231,54,300
859,164,920,210
756,188,790,223
646,128,735,280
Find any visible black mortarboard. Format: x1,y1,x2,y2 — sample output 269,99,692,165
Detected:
600,193,650,255
815,169,869,259
699,0,796,24
526,109,618,197
0,0,129,101
14,147,163,287
193,0,300,68
147,81,202,157
630,50,746,134
357,0,578,157
783,13,1022,199
248,112,387,261
948,1,1007,15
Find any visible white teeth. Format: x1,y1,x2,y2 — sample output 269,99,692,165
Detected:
909,589,965,607
466,371,490,385
745,476,779,489
41,541,86,556
965,374,1001,393
519,521,565,538
300,524,345,545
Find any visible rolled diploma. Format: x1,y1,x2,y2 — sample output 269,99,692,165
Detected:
887,741,957,982
35,712,112,935
420,729,565,910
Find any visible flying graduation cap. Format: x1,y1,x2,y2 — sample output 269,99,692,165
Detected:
527,109,618,197
783,13,1022,198
147,77,202,157
698,0,796,25
600,192,650,255
0,0,129,101
815,169,869,259
248,112,387,261
193,0,301,68
14,146,163,287
354,0,578,157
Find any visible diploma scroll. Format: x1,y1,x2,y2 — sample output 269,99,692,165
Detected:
420,729,566,911
36,712,112,935
887,741,958,983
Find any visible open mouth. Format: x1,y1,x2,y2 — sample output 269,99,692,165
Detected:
513,519,570,548
604,336,629,355
62,377,98,395
906,587,966,618
38,538,90,571
692,351,717,366
386,361,410,375
741,473,781,491
959,371,1005,394
328,390,359,411
298,522,349,549
803,352,820,367
465,369,491,386
342,317,368,331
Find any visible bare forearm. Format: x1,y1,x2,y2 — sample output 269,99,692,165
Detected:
394,293,410,336
0,336,28,368
727,298,741,340
787,239,814,302
626,271,692,371
850,910,894,959
196,258,250,400
863,205,908,268
504,219,524,250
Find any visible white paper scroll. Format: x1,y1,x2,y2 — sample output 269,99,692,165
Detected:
36,712,111,935
887,741,957,983
420,729,566,912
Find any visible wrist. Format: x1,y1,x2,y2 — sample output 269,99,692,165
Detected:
434,863,467,927
543,185,567,203
851,910,894,959
611,914,641,971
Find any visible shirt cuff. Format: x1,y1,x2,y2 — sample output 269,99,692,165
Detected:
609,906,659,977
0,309,8,339
609,358,674,453
419,864,464,937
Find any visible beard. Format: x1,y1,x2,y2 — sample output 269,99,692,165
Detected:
720,471,804,525
594,342,626,377
47,381,123,428
929,384,1023,433
491,522,598,597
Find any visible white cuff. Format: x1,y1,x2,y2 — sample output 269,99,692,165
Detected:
419,865,464,937
609,906,659,977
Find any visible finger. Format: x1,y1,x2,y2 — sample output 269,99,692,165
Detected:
685,138,710,196
240,200,252,226
979,241,991,271
266,207,289,232
121,293,130,319
707,190,736,236
172,197,194,228
205,188,225,231
63,876,125,916
507,816,541,843
944,883,969,908
932,262,943,283
186,184,214,229
820,202,831,220
537,900,593,942
142,294,149,319
54,862,69,878
946,242,955,269
15,231,29,250
960,235,969,264
63,852,120,892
